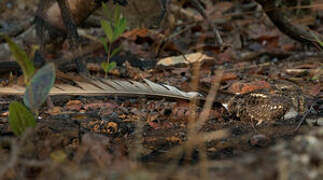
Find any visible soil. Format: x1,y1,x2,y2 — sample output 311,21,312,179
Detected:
0,0,322,179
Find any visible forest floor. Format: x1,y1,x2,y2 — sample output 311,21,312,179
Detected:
0,0,322,179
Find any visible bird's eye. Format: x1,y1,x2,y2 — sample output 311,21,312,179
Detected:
281,88,287,91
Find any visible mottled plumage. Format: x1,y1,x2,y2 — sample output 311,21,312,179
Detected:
226,82,306,125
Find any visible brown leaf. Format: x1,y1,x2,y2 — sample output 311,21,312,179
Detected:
84,101,117,111
220,72,238,82
65,100,83,111
308,83,321,96
121,28,150,41
47,106,63,115
228,81,271,94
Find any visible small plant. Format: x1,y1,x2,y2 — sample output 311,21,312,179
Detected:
100,3,127,77
311,31,323,48
310,32,323,81
8,101,36,136
4,36,35,85
3,36,56,136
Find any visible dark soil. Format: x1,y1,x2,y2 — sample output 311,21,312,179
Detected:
0,0,322,179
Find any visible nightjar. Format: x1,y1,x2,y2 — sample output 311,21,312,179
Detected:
225,82,306,125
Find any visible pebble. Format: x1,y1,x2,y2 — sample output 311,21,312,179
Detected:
249,134,271,147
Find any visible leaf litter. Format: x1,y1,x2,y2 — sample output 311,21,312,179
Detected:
0,0,322,179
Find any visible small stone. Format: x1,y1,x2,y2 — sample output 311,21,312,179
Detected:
307,117,323,126
284,107,298,120
318,118,323,126
249,134,271,147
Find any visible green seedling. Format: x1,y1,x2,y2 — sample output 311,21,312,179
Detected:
9,101,36,136
311,31,323,48
3,35,35,85
24,63,56,114
4,36,56,136
100,3,127,77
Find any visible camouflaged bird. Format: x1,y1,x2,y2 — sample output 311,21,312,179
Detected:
225,82,306,125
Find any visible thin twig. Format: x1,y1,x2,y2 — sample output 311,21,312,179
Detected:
0,138,19,177
192,69,224,131
294,100,317,132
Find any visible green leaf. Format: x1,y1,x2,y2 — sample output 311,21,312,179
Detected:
99,37,109,53
114,5,121,26
101,20,115,43
9,101,36,136
24,63,56,112
101,2,111,19
115,17,127,38
111,46,122,58
101,62,109,73
3,36,35,85
311,31,323,48
101,62,116,73
106,62,117,72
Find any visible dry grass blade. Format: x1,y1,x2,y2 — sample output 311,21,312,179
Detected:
0,78,201,100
